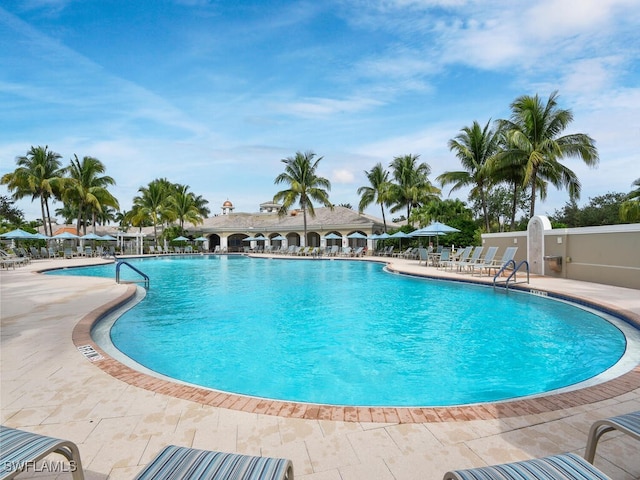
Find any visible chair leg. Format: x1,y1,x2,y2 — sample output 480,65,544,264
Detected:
585,423,615,463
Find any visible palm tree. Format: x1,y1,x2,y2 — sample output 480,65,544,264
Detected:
63,155,119,235
497,91,599,218
438,120,501,232
388,154,440,225
620,178,640,222
1,145,64,236
169,184,207,231
273,151,332,246
132,179,172,245
357,163,392,232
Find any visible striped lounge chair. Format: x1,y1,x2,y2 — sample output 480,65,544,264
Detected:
442,453,611,480
134,445,294,480
0,426,84,480
585,410,640,463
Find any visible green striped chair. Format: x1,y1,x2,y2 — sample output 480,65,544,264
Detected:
0,426,84,480
585,410,640,463
443,453,611,480
134,445,293,480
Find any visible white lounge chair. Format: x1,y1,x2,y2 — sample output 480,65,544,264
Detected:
469,246,499,276
485,246,519,277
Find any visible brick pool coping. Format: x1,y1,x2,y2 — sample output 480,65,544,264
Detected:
71,262,640,424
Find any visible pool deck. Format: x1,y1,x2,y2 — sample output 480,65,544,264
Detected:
1,254,639,479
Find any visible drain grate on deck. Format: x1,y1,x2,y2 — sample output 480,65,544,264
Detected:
77,345,104,362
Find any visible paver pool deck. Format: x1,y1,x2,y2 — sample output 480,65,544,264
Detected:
1,254,639,479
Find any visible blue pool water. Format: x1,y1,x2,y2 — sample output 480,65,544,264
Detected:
50,255,627,406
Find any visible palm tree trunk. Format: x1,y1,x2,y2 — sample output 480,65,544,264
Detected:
510,183,518,231
480,190,490,232
529,169,539,218
40,197,48,237
380,204,387,232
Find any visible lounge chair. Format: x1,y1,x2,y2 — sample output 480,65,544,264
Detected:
485,246,518,277
456,246,484,273
0,249,28,268
40,246,50,258
446,246,471,270
435,248,451,269
469,246,499,276
134,444,293,480
0,425,84,480
352,246,365,257
585,410,640,463
443,453,610,480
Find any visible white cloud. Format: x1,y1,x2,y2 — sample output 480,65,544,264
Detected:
331,169,355,184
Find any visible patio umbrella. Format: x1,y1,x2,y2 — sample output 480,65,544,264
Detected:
81,233,103,240
411,221,460,246
0,228,37,239
194,236,207,242
99,234,117,241
389,231,412,250
272,235,287,241
347,232,367,239
53,231,79,239
173,236,190,242
324,233,342,239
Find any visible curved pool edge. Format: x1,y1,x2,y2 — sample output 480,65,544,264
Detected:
68,256,640,424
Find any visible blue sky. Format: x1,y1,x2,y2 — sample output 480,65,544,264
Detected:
1,0,639,222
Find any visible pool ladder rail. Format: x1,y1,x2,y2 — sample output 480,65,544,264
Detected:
115,259,150,288
493,259,529,290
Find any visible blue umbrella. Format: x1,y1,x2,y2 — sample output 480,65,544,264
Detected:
389,230,412,250
53,231,79,239
347,232,367,239
411,221,460,246
324,233,342,239
0,228,36,239
100,234,117,241
81,233,103,240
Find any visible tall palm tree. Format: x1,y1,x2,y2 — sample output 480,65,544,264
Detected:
132,179,172,245
438,120,501,232
388,154,440,224
497,91,599,218
1,145,64,236
63,155,119,235
169,184,207,231
273,151,332,246
357,163,392,232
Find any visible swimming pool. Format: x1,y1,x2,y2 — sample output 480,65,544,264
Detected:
51,255,629,407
